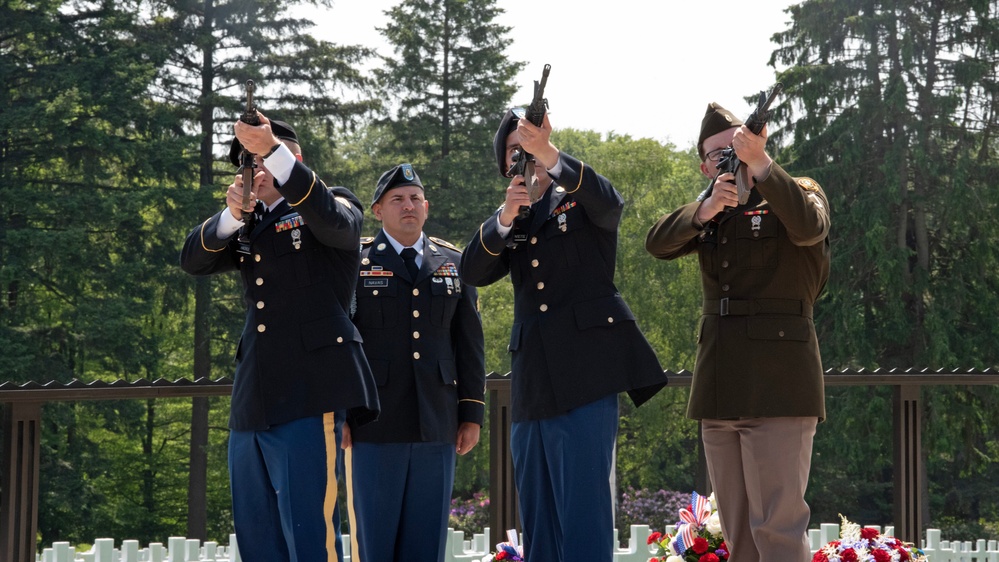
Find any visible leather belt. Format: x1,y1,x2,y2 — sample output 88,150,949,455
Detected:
703,298,812,318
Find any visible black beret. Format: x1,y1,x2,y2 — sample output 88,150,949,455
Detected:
372,163,424,207
697,103,743,161
493,107,526,177
228,119,299,167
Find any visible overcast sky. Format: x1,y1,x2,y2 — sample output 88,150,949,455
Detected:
300,0,797,148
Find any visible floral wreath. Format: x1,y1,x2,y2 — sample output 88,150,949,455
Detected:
647,491,728,562
812,515,927,562
483,529,524,561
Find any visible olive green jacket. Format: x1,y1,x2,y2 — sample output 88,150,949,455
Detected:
646,163,830,421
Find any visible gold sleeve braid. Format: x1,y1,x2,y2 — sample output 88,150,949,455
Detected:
478,221,503,256
288,171,317,207
564,161,586,194
199,218,228,252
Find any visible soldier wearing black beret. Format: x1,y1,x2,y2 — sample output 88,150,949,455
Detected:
180,112,379,562
646,101,831,562
460,109,667,562
345,163,485,562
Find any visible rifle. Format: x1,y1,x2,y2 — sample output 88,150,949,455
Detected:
236,80,260,254
697,82,783,207
507,64,551,220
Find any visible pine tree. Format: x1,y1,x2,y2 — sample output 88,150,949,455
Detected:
0,0,202,545
770,0,999,529
376,0,518,240
771,0,999,369
140,0,379,539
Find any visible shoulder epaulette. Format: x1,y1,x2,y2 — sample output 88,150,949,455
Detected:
360,236,375,245
429,236,460,252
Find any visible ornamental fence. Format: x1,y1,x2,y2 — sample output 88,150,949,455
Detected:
3,369,999,562
31,524,999,562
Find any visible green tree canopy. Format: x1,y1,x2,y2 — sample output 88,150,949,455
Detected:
770,0,999,531
375,0,519,240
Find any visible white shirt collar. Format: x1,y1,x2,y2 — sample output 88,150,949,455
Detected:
262,197,285,214
382,230,425,258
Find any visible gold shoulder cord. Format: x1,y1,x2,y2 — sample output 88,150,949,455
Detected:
478,221,502,257
289,171,317,207
199,218,228,253
564,161,585,194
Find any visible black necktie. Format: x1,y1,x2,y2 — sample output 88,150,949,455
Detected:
400,247,419,279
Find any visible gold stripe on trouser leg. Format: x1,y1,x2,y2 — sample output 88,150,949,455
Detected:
344,446,360,562
323,412,340,562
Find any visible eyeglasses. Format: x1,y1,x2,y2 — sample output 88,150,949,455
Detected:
705,148,726,163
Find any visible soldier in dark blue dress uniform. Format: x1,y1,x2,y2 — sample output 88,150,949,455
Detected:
459,110,668,562
344,163,485,562
180,114,379,562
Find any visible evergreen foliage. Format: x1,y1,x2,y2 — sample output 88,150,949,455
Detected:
769,0,999,531
375,0,519,240
1,0,998,550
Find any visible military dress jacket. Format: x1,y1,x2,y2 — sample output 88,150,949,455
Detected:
180,162,380,431
349,230,485,443
460,152,667,422
645,163,830,421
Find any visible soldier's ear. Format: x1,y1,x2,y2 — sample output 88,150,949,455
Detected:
371,203,383,221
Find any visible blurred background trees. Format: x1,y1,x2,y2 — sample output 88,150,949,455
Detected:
1,0,998,549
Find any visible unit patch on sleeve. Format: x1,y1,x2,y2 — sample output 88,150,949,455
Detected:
796,177,820,192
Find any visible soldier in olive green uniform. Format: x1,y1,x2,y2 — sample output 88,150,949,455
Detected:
645,103,830,562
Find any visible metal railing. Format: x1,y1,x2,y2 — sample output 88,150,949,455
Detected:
2,369,997,562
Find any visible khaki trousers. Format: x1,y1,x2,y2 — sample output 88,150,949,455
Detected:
701,417,817,562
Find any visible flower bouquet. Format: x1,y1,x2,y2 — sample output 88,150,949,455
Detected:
812,515,927,562
479,529,524,561
647,491,728,562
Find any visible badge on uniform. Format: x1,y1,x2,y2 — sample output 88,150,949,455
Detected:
433,262,459,277
275,214,305,232
744,209,768,232
360,267,394,277
551,201,576,232
291,229,302,249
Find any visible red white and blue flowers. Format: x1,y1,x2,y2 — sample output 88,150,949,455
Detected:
647,491,728,562
812,515,927,562
481,529,524,561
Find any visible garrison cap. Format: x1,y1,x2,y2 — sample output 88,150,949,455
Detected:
372,163,424,207
697,103,743,161
228,119,299,167
493,107,527,177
